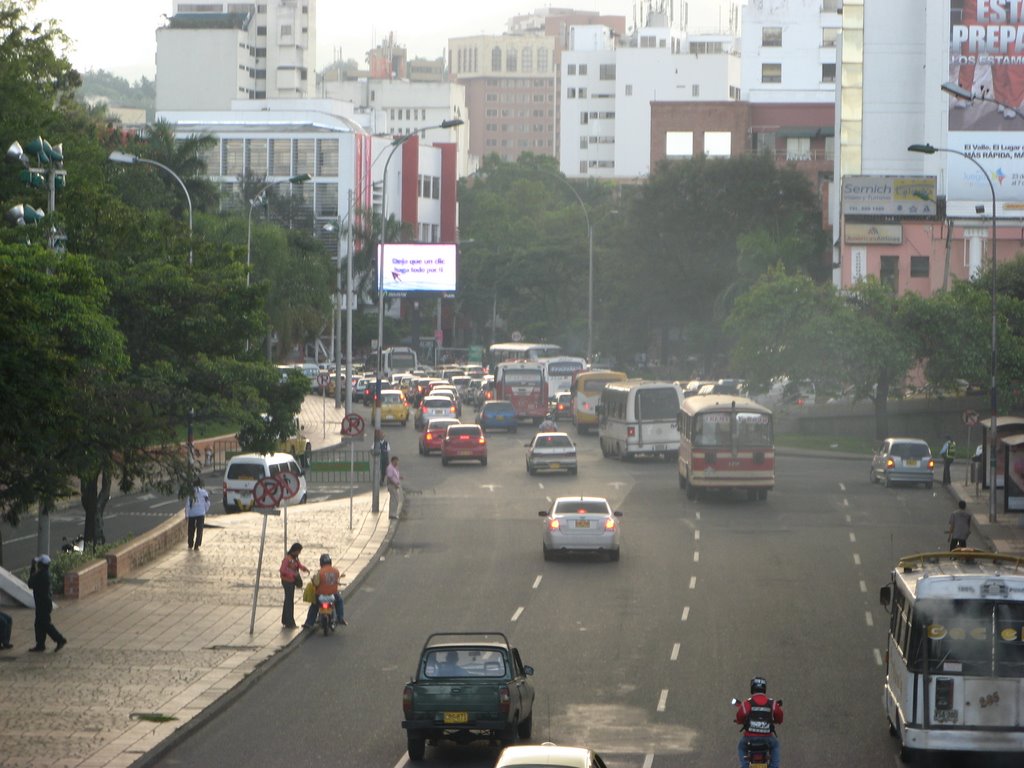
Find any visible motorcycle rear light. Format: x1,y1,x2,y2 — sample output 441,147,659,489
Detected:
627,426,636,437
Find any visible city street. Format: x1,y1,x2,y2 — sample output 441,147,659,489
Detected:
147,406,1009,768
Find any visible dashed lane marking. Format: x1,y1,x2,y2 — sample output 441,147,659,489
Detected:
865,611,874,627
511,606,524,622
843,498,849,507
532,575,542,589
849,532,856,543
860,580,867,593
688,576,697,590
693,551,699,563
670,643,680,661
694,530,700,541
839,482,846,492
150,499,180,509
853,553,861,566
874,648,883,666
681,606,690,621
642,754,654,768
657,689,669,712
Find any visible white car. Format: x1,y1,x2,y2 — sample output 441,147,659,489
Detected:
495,743,610,768
539,496,621,562
526,432,578,475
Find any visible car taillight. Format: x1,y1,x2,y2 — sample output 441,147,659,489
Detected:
426,433,434,441
549,518,560,530
928,459,935,469
627,426,636,437
478,436,486,445
498,686,511,714
604,518,616,531
403,685,413,713
583,403,590,410
449,406,456,413
886,457,895,469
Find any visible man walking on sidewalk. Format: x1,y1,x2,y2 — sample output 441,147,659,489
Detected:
28,555,66,652
186,479,211,550
947,500,972,550
939,435,957,486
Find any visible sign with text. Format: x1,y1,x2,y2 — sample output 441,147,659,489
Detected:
845,222,904,245
379,243,457,292
841,176,937,217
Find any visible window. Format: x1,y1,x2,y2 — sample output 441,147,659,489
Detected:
492,47,502,71
822,27,839,47
665,131,694,157
580,137,588,149
822,63,836,83
567,63,576,75
880,255,899,292
692,84,700,97
910,256,930,278
786,137,811,160
522,47,532,72
704,131,732,157
578,87,587,98
579,64,588,75
280,24,292,37
580,112,589,125
641,35,656,48
762,63,782,83
567,87,576,98
762,27,782,47
317,138,338,175
538,48,548,72
507,48,517,72
580,160,588,174
625,84,633,96
599,63,615,80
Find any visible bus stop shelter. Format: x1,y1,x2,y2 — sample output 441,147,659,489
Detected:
978,416,1024,493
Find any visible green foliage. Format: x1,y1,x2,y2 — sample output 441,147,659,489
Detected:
45,537,128,594
76,69,155,118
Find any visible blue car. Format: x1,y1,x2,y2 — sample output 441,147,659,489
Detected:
476,400,518,433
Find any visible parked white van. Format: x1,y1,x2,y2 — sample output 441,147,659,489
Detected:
597,380,683,460
222,452,307,512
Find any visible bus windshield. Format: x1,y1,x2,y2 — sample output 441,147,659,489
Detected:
908,599,1024,677
694,411,772,447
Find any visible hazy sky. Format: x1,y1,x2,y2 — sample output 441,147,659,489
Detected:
29,0,738,82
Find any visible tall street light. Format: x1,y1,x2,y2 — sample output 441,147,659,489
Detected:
323,192,356,412
909,142,998,523
373,118,463,512
246,173,311,288
109,150,194,265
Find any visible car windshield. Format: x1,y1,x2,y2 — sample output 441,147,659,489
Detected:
891,442,930,459
534,435,573,448
554,500,609,516
448,427,480,437
428,419,457,430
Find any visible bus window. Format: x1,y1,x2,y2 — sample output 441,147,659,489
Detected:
635,387,679,421
735,412,772,447
996,602,1024,676
909,600,994,675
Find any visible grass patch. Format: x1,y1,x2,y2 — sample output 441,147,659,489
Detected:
775,432,876,456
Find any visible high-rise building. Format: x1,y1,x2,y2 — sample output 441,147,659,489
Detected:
157,1,315,111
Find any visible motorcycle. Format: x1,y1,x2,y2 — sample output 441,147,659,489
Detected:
61,535,85,554
732,697,782,768
317,594,337,635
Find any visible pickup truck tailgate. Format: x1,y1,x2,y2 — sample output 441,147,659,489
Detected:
406,681,503,724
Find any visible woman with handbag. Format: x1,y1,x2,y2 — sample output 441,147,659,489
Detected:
279,542,310,628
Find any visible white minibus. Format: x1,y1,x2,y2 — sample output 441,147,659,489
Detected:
597,380,683,460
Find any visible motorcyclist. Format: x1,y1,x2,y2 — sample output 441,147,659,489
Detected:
735,676,783,768
538,411,558,432
303,553,347,628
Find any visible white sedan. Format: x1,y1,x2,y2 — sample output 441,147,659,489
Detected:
539,496,622,562
495,743,610,768
526,432,578,475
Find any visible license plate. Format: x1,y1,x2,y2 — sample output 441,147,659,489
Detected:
906,459,918,466
458,450,471,456
443,711,468,724
550,463,560,469
575,520,590,528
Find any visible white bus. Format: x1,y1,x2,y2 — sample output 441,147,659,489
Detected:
597,380,683,460
879,550,1024,760
381,346,418,377
539,356,587,398
488,342,562,367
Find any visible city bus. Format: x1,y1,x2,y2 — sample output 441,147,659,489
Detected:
488,342,562,368
570,369,627,435
495,361,548,422
381,346,418,377
539,356,588,398
597,380,683,461
879,550,1024,759
677,394,774,501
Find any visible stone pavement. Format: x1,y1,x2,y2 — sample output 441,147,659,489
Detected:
948,476,1024,557
0,394,398,768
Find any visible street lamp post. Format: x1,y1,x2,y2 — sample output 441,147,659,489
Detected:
372,118,463,512
909,142,998,523
109,150,194,265
246,173,311,288
323,192,356,412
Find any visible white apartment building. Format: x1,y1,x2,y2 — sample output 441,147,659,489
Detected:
157,1,315,112
559,14,740,179
320,78,472,177
740,0,841,103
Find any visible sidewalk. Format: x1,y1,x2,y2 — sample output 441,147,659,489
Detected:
0,395,398,768
948,477,1024,557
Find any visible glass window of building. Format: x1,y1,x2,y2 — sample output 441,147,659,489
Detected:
880,255,899,292
704,131,732,157
222,139,244,176
822,63,836,83
761,63,782,83
317,139,338,176
538,47,548,72
200,143,220,176
293,139,315,176
910,256,930,278
579,64,587,75
599,64,615,80
568,63,576,75
247,139,268,176
269,139,290,176
315,182,338,218
522,47,532,72
786,137,811,160
666,131,693,157
822,27,839,47
506,48,517,72
762,27,782,47
492,47,502,71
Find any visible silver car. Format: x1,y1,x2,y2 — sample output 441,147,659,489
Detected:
539,496,622,561
526,432,578,475
870,437,935,488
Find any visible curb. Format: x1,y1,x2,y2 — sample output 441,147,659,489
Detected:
129,495,404,768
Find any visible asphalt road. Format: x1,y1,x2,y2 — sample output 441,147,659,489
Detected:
135,407,1018,767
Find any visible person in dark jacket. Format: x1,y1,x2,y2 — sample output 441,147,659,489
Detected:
27,555,66,652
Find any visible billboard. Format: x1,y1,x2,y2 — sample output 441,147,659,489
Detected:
378,243,457,292
948,0,1024,211
841,176,937,216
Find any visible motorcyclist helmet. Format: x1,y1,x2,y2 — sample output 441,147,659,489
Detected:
320,553,332,566
750,676,767,694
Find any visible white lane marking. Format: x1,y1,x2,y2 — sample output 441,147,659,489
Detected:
511,606,524,622
842,498,849,507
695,511,701,521
608,481,626,489
538,483,544,489
532,575,542,589
853,553,861,566
845,514,852,524
481,484,500,493
391,753,410,768
860,580,867,593
657,689,669,712
642,754,654,768
693,551,699,563
865,611,874,627
849,532,857,543
874,649,883,666
682,606,690,621
689,576,697,590
694,530,700,541
839,482,846,492
671,642,680,661
151,499,180,509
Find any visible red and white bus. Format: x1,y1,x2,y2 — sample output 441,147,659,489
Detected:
677,394,774,501
495,361,548,422
539,356,587,397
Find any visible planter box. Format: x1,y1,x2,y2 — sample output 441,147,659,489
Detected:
64,558,107,599
105,512,186,579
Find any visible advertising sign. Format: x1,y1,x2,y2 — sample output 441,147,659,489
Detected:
948,0,1024,211
844,223,904,245
379,243,457,292
840,176,937,217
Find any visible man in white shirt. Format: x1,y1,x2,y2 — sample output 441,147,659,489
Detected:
385,456,401,520
186,478,212,550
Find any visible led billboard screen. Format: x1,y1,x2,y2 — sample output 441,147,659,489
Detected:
379,243,457,292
